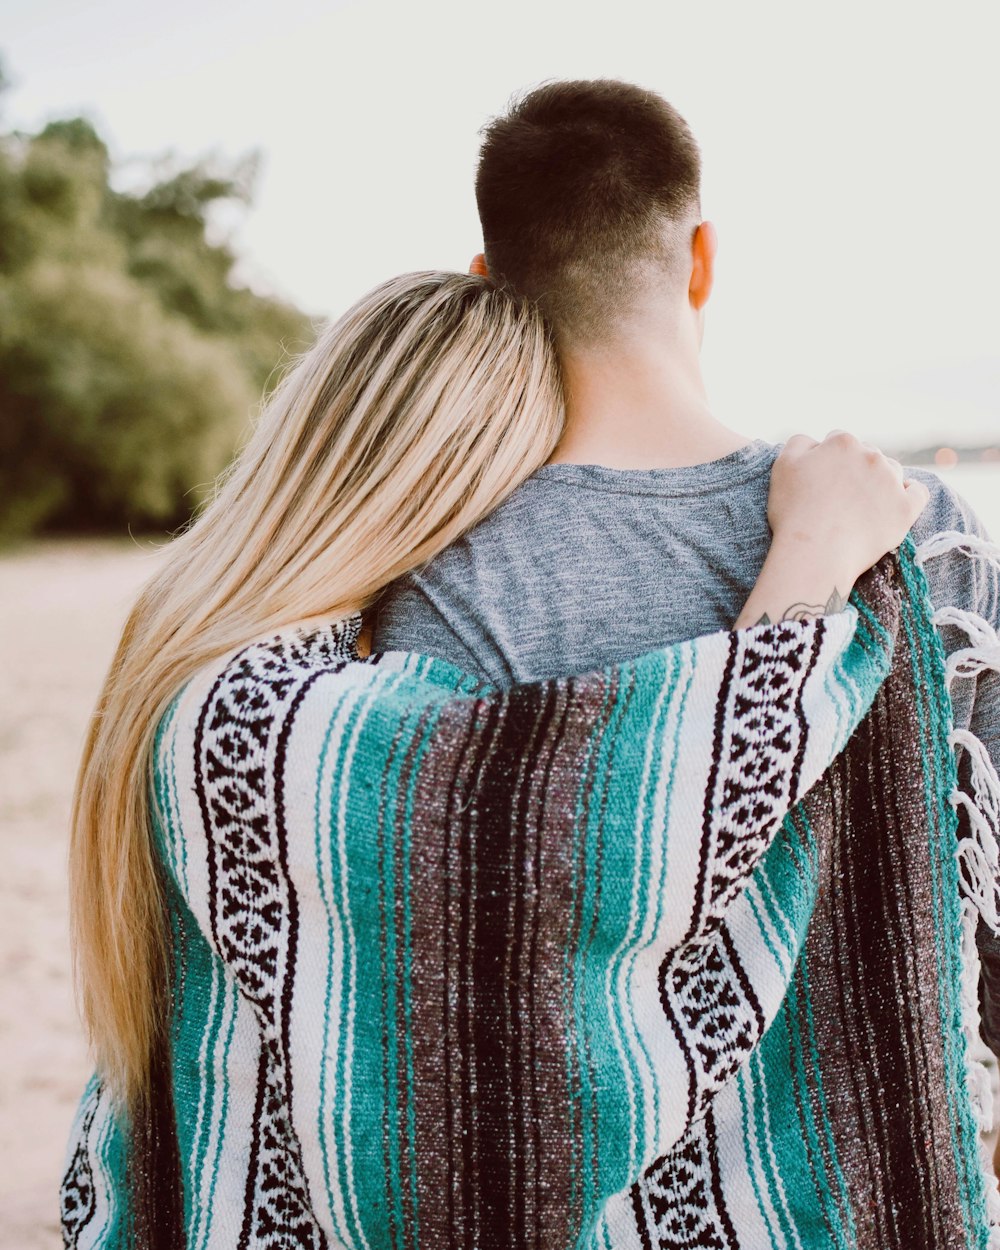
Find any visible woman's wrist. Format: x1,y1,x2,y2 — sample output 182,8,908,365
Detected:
733,532,856,632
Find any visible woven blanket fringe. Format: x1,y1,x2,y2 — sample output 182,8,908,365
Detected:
916,530,1000,1240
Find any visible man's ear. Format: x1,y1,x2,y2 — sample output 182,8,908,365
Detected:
470,253,490,278
689,222,717,310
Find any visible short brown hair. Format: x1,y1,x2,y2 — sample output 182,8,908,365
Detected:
475,79,702,345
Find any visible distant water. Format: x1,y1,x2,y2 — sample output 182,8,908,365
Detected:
925,464,1000,538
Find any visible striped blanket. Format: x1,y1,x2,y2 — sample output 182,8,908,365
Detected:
61,538,1000,1249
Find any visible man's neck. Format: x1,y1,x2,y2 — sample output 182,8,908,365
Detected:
549,329,750,470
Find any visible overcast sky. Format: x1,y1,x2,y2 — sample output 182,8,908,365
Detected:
4,0,999,446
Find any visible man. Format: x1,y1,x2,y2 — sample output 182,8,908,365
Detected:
371,71,1000,1143
374,78,995,685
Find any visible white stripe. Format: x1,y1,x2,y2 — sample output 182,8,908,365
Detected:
87,1085,119,1248
195,972,242,1250
738,1068,788,1250
745,877,793,979
797,611,864,789
626,642,739,1154
752,1050,804,1250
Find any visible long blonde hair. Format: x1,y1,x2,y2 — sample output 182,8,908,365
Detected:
70,271,563,1109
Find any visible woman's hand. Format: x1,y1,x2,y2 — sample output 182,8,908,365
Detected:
733,431,929,630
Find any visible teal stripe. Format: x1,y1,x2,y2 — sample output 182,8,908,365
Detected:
749,1048,801,1249
849,590,892,659
187,959,218,1243
626,647,696,1144
197,978,239,1250
341,672,451,1245
379,710,413,1245
154,705,231,1245
736,1069,781,1249
315,680,374,1245
784,974,852,1248
898,542,988,1244
611,666,667,1155
151,697,181,878
756,863,797,956
795,903,856,1240
900,556,969,1206
92,1079,129,1247
838,585,896,741
757,817,818,953
778,809,814,885
159,694,236,1244
785,805,855,1235
573,666,637,1214
738,933,839,1238
746,885,789,978
333,686,388,1249
397,701,445,1242
320,665,460,1240
611,647,680,1162
579,659,677,1204
820,620,850,759
341,674,419,1246
904,566,973,1226
168,696,189,895
193,960,230,1242
754,845,802,966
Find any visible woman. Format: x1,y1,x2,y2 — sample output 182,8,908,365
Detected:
63,270,933,1249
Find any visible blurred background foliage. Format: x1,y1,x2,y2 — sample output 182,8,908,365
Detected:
0,61,314,539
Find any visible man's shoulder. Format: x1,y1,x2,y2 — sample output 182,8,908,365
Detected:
902,466,996,626
905,466,987,544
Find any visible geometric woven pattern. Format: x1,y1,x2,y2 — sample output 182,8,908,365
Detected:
61,545,1000,1249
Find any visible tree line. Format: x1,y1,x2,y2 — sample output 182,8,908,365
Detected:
0,64,314,539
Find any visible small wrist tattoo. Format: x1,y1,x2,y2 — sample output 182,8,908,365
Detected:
755,587,845,627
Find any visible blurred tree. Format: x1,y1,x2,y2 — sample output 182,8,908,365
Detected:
0,77,314,538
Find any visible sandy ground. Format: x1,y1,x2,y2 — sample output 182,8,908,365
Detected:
0,538,165,1249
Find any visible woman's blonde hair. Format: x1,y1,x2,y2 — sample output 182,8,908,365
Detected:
70,271,563,1109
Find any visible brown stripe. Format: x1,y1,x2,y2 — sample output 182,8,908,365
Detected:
402,697,491,1250
867,678,946,1233
799,567,967,1247
470,682,578,1246
505,683,563,1242
559,670,622,1232
787,959,843,1243
392,706,438,1250
566,668,629,1218
376,715,411,1250
399,691,544,1247
402,673,623,1249
521,686,576,1243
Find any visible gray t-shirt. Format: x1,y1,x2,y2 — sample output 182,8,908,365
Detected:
373,438,1000,1044
373,438,997,745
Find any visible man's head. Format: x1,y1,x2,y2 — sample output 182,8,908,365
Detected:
474,79,710,349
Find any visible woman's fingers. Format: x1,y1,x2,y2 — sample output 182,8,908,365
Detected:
769,429,929,581
783,433,818,456
903,477,930,526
